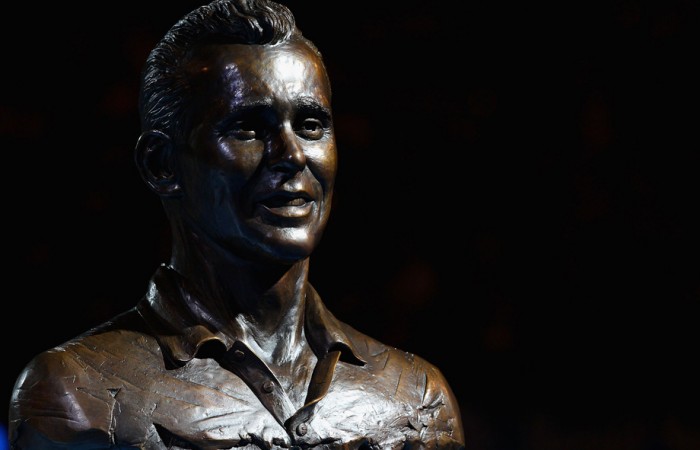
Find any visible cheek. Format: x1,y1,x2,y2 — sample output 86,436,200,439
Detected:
180,161,226,216
183,142,265,200
212,140,266,177
179,144,265,213
306,143,337,188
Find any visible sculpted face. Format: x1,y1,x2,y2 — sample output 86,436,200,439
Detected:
176,39,337,264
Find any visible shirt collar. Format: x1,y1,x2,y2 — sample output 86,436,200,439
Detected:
136,264,365,367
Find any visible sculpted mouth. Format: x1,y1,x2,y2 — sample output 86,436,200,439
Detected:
257,191,314,218
261,193,310,207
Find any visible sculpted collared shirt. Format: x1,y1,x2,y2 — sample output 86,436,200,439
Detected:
9,265,465,449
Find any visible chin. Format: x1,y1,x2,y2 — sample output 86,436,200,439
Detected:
266,233,317,263
233,226,318,265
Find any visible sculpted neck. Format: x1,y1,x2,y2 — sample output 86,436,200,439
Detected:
167,219,311,355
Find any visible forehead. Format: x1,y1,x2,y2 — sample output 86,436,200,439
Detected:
185,39,331,107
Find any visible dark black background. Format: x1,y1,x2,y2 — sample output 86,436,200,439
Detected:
2,1,699,448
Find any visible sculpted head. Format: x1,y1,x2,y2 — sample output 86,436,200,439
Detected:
134,0,337,265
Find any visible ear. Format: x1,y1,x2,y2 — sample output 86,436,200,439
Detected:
134,130,182,197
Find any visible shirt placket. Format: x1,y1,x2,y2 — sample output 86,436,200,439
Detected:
217,341,341,447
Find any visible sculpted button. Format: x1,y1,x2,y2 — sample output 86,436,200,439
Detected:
296,423,308,436
262,380,275,393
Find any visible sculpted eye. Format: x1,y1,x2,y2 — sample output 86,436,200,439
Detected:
296,118,325,140
224,121,257,141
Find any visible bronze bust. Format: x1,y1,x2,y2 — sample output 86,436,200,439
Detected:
8,1,465,448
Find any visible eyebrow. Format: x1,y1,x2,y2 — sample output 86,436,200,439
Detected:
294,97,332,120
221,97,332,123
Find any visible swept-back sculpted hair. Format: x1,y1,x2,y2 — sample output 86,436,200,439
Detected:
139,0,323,141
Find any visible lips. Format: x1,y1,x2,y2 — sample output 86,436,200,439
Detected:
257,191,314,219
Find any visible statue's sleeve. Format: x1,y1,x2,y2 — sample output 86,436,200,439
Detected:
8,349,122,449
416,360,466,449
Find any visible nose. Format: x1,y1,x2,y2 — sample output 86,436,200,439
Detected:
268,124,306,172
